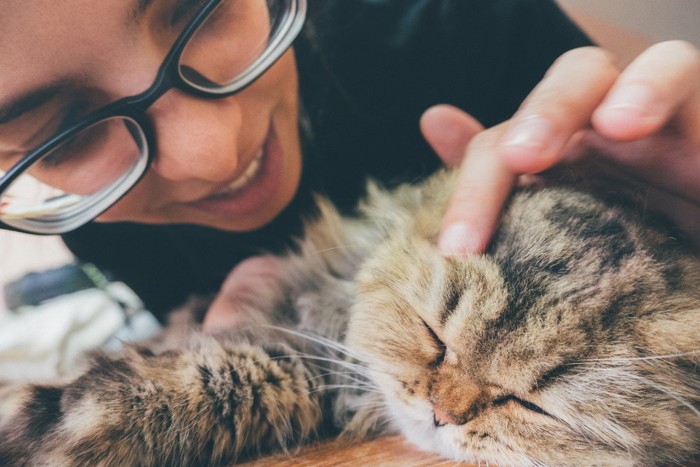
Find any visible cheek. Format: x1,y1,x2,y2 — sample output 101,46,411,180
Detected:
241,48,298,105
95,172,162,221
372,367,431,403
377,371,435,432
96,195,145,221
359,340,436,420
353,330,436,392
349,303,441,396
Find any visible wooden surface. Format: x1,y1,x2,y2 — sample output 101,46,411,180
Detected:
243,436,474,466
243,437,700,466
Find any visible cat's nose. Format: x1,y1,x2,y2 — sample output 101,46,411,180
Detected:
430,378,496,426
433,405,464,427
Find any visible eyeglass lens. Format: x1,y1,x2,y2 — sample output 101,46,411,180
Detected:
0,117,148,232
180,1,289,90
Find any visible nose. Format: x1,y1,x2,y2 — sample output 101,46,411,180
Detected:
433,405,463,427
146,88,242,183
430,378,492,427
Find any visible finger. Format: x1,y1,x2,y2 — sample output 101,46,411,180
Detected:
420,104,484,167
438,123,514,255
203,256,282,332
203,296,243,332
593,40,700,141
498,47,619,174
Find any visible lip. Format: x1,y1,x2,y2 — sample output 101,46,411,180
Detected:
185,124,285,219
215,148,265,195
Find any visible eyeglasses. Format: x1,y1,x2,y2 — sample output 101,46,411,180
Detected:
0,0,307,235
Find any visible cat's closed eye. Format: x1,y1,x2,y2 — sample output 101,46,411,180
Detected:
421,319,446,367
492,394,552,418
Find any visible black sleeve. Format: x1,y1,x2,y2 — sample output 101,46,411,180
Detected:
297,0,592,206
307,0,592,126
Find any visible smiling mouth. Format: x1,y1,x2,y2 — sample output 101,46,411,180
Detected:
216,148,265,196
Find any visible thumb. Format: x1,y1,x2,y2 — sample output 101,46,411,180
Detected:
420,104,484,167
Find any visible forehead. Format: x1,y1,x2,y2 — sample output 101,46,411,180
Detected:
0,0,142,95
0,0,131,53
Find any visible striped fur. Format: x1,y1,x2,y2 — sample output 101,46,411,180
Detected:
1,170,698,466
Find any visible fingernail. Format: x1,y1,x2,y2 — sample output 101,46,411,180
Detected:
500,116,552,150
439,223,481,256
603,84,657,117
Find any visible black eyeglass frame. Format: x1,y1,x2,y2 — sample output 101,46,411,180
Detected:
0,0,306,234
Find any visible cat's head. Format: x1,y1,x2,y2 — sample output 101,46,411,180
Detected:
347,188,700,466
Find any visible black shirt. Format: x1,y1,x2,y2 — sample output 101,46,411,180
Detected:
62,0,592,319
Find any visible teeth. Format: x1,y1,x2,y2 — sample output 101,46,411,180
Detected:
226,150,263,192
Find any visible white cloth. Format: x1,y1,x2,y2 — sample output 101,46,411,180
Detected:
0,282,160,382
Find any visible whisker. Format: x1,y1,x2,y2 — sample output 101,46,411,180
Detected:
619,371,700,418
301,371,379,392
262,325,367,360
573,349,700,364
286,352,371,375
309,245,358,256
305,384,383,395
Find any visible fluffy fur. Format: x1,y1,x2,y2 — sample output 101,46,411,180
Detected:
1,170,698,466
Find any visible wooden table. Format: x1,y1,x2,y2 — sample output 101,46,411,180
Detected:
243,435,475,466
244,437,700,466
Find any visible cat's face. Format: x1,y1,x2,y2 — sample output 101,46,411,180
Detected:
348,220,699,466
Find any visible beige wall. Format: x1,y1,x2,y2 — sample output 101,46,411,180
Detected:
558,0,700,47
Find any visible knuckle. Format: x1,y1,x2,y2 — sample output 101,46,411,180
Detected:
551,46,618,74
678,41,700,72
526,88,574,114
466,127,500,152
518,89,579,128
519,47,621,121
647,40,700,70
637,41,700,93
653,39,699,55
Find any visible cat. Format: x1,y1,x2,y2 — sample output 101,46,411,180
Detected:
0,169,698,466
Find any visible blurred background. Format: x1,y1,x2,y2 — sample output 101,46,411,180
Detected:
2,0,700,310
558,0,700,63
559,0,700,46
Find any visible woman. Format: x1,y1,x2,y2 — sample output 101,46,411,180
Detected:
1,0,698,323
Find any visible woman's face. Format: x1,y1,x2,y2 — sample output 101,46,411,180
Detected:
0,0,302,232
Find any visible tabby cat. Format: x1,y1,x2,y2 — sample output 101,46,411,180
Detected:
0,169,698,466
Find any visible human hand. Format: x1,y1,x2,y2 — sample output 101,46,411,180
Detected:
421,41,700,254
203,255,285,332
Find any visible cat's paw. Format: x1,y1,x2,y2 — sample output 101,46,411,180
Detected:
0,337,326,466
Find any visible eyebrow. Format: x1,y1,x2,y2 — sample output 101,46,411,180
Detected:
1,0,190,127
0,82,69,126
171,0,206,26
132,0,203,24
130,0,157,23
0,0,158,126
